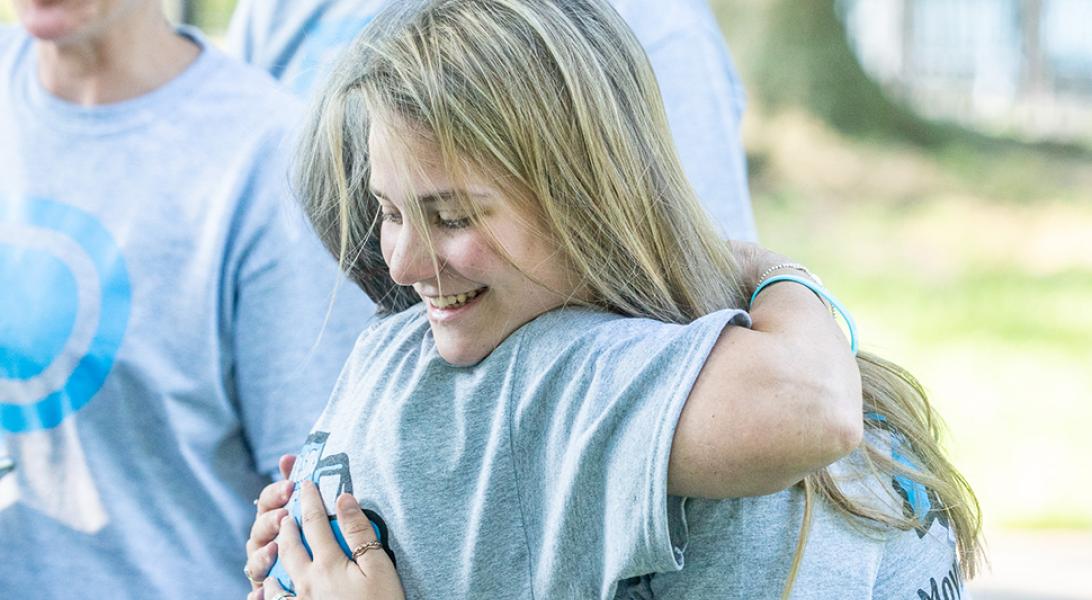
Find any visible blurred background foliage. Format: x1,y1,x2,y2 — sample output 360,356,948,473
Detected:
712,0,1092,536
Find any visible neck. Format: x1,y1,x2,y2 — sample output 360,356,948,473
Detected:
34,5,200,106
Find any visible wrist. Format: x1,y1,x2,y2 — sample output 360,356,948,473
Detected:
755,262,823,289
749,274,858,355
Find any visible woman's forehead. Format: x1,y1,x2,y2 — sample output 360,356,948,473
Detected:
367,116,500,204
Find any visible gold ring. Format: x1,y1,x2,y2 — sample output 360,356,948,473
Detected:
350,540,384,560
243,565,262,584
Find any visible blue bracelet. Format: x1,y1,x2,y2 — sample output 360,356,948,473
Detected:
749,274,858,355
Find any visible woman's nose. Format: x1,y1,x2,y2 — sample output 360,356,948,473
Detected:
386,224,438,286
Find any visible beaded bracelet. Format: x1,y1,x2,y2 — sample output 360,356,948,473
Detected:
755,262,824,287
749,274,859,355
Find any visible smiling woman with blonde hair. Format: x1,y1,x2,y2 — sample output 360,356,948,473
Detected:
243,1,981,598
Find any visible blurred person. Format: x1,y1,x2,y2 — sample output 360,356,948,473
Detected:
0,0,369,596
241,1,982,598
225,0,758,243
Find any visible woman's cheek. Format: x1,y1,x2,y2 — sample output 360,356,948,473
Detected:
379,222,397,264
443,233,501,280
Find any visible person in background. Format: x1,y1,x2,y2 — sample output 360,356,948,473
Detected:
0,0,368,597
226,0,758,243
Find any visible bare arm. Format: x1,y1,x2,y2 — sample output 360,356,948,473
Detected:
667,247,863,499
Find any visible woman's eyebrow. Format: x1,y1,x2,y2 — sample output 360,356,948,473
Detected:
370,188,489,204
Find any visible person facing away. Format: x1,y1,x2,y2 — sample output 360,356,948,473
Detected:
240,1,982,599
225,0,758,244
0,0,370,597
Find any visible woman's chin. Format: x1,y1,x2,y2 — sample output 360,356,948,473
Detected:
434,339,492,367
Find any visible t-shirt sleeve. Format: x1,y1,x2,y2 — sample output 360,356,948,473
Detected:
507,308,751,590
225,127,373,479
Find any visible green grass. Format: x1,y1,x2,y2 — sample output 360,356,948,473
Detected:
755,192,1092,530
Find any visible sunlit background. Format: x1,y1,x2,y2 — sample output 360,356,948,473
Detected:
2,1,1089,598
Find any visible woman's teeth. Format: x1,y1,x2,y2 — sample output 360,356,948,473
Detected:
429,288,484,309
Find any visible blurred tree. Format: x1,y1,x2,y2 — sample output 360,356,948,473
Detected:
754,0,949,147
175,0,235,35
713,0,1090,157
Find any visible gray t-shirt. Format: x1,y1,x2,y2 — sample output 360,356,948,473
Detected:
225,0,758,242
288,304,967,598
0,25,370,598
286,304,750,598
617,448,966,599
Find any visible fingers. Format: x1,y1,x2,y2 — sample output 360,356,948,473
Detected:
336,493,388,570
248,506,289,552
243,539,279,591
245,488,289,592
279,454,297,481
276,512,312,577
335,493,377,545
257,480,295,514
295,479,341,566
262,571,288,599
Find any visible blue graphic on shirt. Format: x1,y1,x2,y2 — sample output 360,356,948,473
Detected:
865,411,949,536
270,430,394,594
0,197,131,433
0,249,78,380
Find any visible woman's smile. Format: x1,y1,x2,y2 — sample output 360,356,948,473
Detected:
423,286,489,321
369,114,580,366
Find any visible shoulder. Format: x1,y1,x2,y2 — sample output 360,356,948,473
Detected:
501,307,749,414
359,304,430,346
513,306,748,366
0,25,29,67
0,25,19,45
177,27,303,141
0,24,22,42
343,304,431,370
610,0,724,46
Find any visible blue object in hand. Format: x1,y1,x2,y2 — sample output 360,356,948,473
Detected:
268,512,385,594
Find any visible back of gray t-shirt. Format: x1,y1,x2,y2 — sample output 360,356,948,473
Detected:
615,439,966,599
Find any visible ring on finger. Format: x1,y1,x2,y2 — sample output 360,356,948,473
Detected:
350,540,384,560
243,565,263,584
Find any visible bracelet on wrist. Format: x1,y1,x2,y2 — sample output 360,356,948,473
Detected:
754,262,831,314
748,274,858,355
755,262,823,288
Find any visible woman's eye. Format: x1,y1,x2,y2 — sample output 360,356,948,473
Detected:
380,211,402,224
437,215,471,229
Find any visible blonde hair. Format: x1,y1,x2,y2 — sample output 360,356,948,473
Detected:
295,0,983,591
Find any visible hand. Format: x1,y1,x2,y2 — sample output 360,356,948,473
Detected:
245,454,297,598
275,480,405,599
727,240,794,296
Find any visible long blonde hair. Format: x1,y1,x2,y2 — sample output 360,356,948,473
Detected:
295,0,983,590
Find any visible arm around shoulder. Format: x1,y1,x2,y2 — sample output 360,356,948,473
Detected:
667,281,863,499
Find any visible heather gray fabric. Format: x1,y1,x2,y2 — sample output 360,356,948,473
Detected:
615,448,966,599
283,304,750,599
